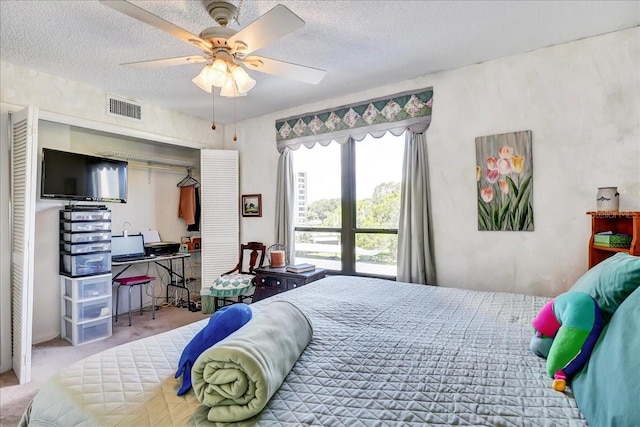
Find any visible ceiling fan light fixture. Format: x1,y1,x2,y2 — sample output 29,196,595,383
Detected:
192,60,230,92
192,66,214,93
210,58,229,86
230,64,256,94
220,79,246,98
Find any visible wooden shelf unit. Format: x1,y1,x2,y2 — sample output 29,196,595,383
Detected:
587,211,640,268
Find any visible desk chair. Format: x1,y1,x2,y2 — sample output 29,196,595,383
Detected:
114,275,156,326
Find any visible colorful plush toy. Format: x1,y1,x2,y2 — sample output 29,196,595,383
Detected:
530,291,603,392
175,303,253,396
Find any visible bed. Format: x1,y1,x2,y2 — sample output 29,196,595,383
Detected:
20,267,640,426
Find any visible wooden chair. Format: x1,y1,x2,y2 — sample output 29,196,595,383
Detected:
208,242,266,311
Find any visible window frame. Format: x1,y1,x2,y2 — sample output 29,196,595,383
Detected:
294,136,400,279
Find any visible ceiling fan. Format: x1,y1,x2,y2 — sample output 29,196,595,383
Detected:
99,0,326,97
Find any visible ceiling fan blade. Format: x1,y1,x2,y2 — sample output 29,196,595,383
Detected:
241,56,325,84
122,55,209,69
228,5,304,56
98,0,212,52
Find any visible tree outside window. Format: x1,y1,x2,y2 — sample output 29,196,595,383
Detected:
293,133,404,277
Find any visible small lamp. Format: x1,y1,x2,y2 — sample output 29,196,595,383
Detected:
123,221,134,237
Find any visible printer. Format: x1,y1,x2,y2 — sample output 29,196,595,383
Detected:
144,241,181,256
141,230,181,256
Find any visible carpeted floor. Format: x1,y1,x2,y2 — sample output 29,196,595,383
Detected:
0,305,208,427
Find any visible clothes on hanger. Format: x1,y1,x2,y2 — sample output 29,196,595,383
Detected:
177,169,199,188
178,169,199,227
187,186,201,232
179,186,196,226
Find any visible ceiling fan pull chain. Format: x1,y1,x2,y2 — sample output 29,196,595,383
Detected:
211,85,216,130
235,0,243,26
233,95,238,141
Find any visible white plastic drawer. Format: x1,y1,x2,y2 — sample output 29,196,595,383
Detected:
64,296,111,321
62,210,111,221
61,252,111,277
63,317,112,346
62,221,111,232
61,231,111,244
62,274,112,299
62,241,110,254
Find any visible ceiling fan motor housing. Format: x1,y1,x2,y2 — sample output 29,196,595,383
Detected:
198,26,247,59
199,26,236,44
205,1,238,27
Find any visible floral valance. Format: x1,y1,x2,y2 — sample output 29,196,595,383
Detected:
275,87,433,152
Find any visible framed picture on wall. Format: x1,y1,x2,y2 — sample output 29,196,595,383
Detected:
475,130,533,231
242,194,262,217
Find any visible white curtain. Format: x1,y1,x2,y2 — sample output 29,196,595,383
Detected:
397,131,436,285
274,148,295,262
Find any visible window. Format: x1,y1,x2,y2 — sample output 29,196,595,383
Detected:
293,132,404,277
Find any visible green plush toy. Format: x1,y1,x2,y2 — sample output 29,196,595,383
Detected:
530,291,604,392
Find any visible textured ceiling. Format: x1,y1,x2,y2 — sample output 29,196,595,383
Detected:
1,1,638,124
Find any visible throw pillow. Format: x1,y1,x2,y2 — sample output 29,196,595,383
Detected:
572,285,640,427
569,252,640,317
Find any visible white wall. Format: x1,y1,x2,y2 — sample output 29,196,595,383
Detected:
226,123,281,248
0,61,221,148
0,63,224,373
228,27,640,298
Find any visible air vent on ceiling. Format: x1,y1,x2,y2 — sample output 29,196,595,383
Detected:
106,95,142,120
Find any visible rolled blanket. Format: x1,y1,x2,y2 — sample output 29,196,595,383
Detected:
175,303,253,396
191,301,313,423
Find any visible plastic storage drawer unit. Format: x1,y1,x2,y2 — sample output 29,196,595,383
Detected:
62,241,110,254
62,210,112,221
59,207,113,345
62,317,112,346
61,220,111,232
61,231,111,244
61,251,111,277
62,274,112,299
64,296,111,322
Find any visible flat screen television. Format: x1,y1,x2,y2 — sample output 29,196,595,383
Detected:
41,148,128,203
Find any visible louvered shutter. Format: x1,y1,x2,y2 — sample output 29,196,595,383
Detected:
200,150,239,290
10,106,38,384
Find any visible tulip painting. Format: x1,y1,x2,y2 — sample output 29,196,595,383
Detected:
475,130,533,231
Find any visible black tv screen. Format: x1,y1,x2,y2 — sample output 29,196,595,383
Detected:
41,148,128,203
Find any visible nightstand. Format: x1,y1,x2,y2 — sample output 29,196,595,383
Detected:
586,211,639,267
253,266,327,302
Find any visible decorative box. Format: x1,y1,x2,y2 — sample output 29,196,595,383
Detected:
594,233,632,248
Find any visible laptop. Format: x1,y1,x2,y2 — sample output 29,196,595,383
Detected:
111,234,148,262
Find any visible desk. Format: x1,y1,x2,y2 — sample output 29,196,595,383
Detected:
112,253,196,311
